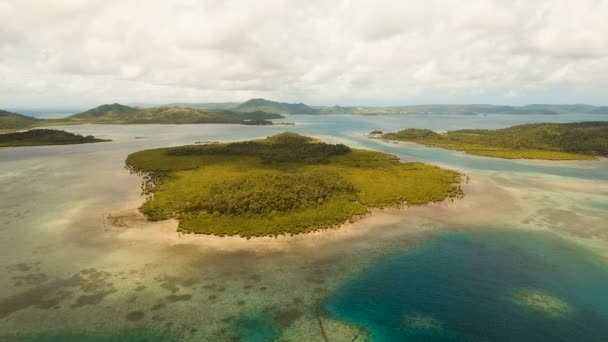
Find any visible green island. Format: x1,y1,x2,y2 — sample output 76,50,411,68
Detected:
375,121,608,160
125,133,463,237
241,118,274,126
510,289,571,317
240,118,294,126
0,104,283,132
0,129,110,147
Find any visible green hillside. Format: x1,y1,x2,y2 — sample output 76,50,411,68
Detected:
69,103,139,120
379,122,608,160
0,104,284,131
0,110,41,131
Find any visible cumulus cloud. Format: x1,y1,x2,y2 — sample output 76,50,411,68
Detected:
1,0,608,108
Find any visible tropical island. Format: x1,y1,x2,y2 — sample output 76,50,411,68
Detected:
0,129,110,147
241,118,274,126
373,122,608,160
241,118,294,126
125,133,463,237
0,104,284,132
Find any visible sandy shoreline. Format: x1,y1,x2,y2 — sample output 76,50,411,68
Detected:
107,201,414,253
106,168,608,261
370,136,608,166
105,171,490,252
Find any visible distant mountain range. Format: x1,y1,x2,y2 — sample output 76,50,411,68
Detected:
316,103,608,115
129,99,608,115
3,99,608,132
0,103,283,131
130,99,318,114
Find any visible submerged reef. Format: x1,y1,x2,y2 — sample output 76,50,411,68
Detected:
511,289,572,317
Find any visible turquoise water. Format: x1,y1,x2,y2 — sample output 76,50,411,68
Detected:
326,230,608,341
280,114,608,181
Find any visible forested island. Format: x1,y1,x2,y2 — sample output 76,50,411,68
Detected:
241,118,274,125
240,118,294,126
0,104,283,132
125,133,463,237
0,129,110,147
374,122,608,160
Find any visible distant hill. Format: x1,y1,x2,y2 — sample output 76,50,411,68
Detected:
69,103,139,120
318,105,353,114
67,104,284,124
98,101,608,116
130,102,241,110
317,104,608,115
234,98,318,114
587,106,608,114
3,101,608,132
0,110,40,131
0,104,284,131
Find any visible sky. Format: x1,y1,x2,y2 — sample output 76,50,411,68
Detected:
1,0,608,109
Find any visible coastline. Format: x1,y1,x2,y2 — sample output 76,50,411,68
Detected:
107,197,416,253
107,168,608,263
369,135,602,162
106,169,484,250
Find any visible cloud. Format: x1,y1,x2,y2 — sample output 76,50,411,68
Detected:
1,0,608,108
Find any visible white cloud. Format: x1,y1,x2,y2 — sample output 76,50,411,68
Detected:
1,0,608,108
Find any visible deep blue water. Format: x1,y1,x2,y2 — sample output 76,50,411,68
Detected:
326,230,608,342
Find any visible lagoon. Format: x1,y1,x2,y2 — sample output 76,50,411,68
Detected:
1,113,608,341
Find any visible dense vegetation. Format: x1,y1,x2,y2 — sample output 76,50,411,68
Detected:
0,104,283,131
166,133,350,163
379,122,608,160
194,171,356,215
0,129,110,147
126,133,463,237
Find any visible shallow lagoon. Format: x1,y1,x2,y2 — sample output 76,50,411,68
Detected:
1,114,608,341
